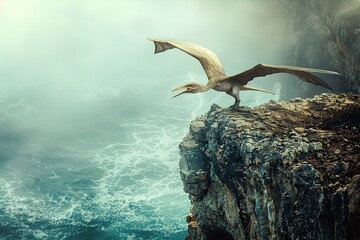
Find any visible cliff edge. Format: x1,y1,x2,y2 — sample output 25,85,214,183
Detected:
179,93,360,240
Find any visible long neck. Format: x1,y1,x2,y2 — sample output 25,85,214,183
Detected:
204,76,227,92
199,83,212,92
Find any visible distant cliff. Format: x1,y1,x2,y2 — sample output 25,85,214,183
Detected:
278,0,360,97
179,93,360,240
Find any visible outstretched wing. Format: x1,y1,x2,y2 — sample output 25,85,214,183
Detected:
148,38,226,80
226,64,339,91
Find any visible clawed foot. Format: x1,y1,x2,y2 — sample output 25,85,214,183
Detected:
229,105,243,111
229,99,241,111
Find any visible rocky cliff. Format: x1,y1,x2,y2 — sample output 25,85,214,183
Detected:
179,93,360,240
278,0,360,97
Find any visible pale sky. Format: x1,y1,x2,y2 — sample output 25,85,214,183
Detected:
0,0,292,140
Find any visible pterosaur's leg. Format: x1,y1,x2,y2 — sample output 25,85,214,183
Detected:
229,90,241,110
228,95,240,110
232,98,240,110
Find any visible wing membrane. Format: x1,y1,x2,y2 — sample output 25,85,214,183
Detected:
227,64,338,91
148,38,226,80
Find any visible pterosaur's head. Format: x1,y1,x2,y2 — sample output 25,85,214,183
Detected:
171,82,204,98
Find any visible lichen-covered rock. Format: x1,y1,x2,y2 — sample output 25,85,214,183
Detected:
180,93,360,240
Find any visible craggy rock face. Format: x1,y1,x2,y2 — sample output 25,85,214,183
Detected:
278,0,360,97
179,93,360,240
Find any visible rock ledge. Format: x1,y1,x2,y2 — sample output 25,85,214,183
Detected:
179,93,360,240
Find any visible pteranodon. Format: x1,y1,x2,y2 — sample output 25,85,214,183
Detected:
148,38,339,110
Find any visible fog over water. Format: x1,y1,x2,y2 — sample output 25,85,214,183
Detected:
0,1,290,239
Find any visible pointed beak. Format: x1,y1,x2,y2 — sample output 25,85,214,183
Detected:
171,85,189,98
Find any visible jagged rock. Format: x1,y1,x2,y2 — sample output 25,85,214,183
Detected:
179,93,360,240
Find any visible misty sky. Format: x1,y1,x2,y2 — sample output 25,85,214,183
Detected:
0,1,295,237
0,0,292,146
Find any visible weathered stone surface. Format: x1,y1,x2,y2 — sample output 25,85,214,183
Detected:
180,93,360,240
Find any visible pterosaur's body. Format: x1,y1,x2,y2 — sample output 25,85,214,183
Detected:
148,38,339,110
